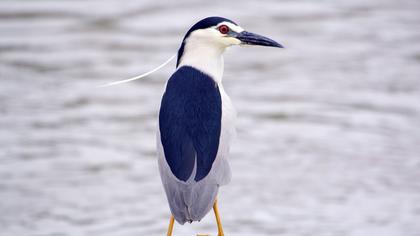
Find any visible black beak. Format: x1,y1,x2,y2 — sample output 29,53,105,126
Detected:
235,31,283,48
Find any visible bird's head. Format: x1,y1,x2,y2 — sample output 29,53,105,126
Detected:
177,16,283,66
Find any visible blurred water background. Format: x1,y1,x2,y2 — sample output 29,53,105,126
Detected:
1,0,420,235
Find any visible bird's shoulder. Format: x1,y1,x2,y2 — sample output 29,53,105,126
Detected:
166,66,217,89
160,65,221,121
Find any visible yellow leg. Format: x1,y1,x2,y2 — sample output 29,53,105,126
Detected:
213,199,225,236
167,215,174,236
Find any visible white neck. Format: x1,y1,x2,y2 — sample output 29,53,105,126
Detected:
178,40,225,84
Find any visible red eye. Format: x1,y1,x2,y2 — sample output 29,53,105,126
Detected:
218,25,229,34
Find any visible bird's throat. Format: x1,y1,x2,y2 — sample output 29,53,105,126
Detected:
178,42,225,84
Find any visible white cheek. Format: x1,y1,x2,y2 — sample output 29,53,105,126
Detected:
193,29,216,39
191,29,224,43
223,37,241,45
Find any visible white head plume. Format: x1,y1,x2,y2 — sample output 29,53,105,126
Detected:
98,54,176,88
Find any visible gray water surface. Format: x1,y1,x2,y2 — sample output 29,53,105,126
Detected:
1,0,420,236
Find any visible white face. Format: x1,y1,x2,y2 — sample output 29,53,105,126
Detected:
185,21,245,49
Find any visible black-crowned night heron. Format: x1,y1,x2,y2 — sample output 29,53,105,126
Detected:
157,16,283,236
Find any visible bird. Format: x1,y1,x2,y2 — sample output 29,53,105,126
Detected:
157,16,283,236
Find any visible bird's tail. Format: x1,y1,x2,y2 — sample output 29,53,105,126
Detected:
169,182,219,224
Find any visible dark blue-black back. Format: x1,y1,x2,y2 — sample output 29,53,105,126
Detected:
159,66,222,182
